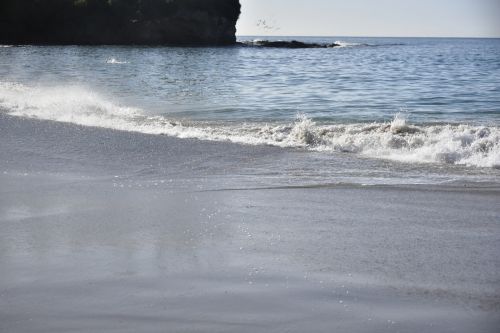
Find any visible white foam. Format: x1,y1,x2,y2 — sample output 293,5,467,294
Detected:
0,81,142,130
106,57,128,64
334,40,362,48
1,81,498,168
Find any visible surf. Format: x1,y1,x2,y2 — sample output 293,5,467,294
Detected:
1,81,498,168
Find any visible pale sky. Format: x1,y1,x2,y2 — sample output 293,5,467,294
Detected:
236,0,500,37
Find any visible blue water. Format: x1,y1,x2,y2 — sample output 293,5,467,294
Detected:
1,37,499,124
2,39,500,333
0,37,499,172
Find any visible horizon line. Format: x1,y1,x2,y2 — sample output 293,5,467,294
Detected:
236,34,500,39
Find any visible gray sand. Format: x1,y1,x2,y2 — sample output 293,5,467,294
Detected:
1,115,499,332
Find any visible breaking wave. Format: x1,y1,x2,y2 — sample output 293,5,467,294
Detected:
0,81,498,168
239,39,368,49
106,57,128,64
333,40,364,48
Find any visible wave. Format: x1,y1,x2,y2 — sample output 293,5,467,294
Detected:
106,57,128,64
333,40,364,48
333,41,405,48
0,81,498,168
239,39,368,49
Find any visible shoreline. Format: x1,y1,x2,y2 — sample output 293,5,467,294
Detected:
1,114,499,332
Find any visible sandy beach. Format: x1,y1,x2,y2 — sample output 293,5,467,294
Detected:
2,2,500,330
1,114,499,332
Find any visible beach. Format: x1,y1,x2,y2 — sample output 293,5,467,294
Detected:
1,114,499,332
1,36,499,332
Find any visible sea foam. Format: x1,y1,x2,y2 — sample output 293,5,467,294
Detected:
1,81,498,168
106,57,128,64
333,40,363,48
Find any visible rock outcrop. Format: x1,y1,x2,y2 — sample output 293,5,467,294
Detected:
0,0,241,45
241,40,340,49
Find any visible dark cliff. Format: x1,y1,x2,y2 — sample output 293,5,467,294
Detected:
0,0,241,45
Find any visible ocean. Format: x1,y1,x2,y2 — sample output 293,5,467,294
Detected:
0,37,499,185
1,37,500,332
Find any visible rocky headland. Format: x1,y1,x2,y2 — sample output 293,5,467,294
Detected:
0,0,241,45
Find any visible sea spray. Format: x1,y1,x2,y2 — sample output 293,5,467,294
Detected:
333,40,363,48
1,81,498,168
106,58,128,64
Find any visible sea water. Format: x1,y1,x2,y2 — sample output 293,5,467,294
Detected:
0,37,499,184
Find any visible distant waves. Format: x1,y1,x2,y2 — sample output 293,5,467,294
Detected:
237,39,404,48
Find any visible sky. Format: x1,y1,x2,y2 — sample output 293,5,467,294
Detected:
236,0,500,37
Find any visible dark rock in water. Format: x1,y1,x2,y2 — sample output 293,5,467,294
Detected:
0,0,241,45
241,40,340,49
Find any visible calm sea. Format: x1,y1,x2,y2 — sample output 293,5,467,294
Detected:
0,37,499,183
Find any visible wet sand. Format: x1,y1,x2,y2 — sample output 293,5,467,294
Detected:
1,114,499,332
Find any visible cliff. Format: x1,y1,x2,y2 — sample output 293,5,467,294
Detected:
0,0,241,45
